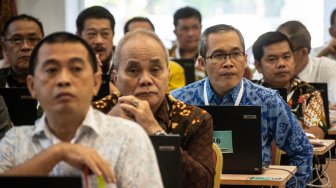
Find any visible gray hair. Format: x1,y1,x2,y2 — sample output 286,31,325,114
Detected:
113,29,169,70
199,24,245,57
276,20,311,53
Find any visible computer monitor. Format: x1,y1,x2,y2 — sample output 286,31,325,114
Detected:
149,135,182,188
0,176,82,188
198,105,263,174
0,88,38,126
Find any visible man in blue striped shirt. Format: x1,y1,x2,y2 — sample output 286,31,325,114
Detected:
171,24,313,188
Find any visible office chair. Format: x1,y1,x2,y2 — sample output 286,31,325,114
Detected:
212,143,223,188
309,82,330,129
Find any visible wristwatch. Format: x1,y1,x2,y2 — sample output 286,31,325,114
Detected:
152,130,168,136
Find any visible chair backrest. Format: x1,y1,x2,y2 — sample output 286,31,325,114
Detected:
272,141,282,165
212,143,223,188
309,82,330,129
171,58,196,84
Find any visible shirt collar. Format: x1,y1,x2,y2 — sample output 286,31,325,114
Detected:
32,107,100,143
205,77,243,105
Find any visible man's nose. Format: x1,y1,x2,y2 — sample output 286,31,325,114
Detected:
94,34,104,44
139,71,153,86
20,39,33,51
56,69,71,87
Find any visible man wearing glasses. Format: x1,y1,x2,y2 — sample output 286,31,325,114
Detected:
0,14,44,88
171,24,313,188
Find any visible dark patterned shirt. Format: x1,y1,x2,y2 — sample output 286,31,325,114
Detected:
93,93,215,188
171,78,313,188
256,78,327,133
0,67,27,87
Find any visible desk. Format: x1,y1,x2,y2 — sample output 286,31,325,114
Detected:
309,139,335,187
220,165,296,188
313,139,335,156
327,126,336,135
279,139,335,156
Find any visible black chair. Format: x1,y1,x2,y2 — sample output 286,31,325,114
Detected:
309,82,330,130
171,58,196,84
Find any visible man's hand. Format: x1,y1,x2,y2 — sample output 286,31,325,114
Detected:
317,39,336,57
57,143,116,183
108,95,164,135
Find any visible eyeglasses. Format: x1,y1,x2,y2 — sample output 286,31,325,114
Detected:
4,36,41,46
205,51,245,63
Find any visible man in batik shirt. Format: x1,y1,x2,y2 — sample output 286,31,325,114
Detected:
252,31,327,139
93,30,215,188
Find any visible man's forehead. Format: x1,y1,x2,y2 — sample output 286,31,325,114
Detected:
124,35,163,50
38,42,88,60
265,41,290,50
208,32,242,48
6,20,41,35
83,18,111,28
177,16,201,25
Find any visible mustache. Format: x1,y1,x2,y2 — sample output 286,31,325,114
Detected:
93,46,106,51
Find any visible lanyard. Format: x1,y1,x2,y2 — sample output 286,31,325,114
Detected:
203,80,244,106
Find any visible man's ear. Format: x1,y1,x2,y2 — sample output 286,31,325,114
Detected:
0,38,7,54
254,60,262,73
26,75,37,99
168,63,170,82
329,27,336,38
198,57,205,68
302,47,310,56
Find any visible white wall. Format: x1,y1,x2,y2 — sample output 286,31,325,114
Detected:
16,0,66,35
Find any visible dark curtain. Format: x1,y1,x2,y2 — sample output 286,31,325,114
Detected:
0,0,18,59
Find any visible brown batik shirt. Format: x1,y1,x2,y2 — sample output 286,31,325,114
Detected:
93,92,215,188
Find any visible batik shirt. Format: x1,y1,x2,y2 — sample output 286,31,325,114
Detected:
256,78,327,133
171,77,313,188
93,93,215,188
0,107,163,188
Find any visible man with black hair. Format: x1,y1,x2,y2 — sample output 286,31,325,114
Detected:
253,31,327,139
76,6,115,74
170,6,202,60
277,20,336,106
0,32,162,187
0,14,44,87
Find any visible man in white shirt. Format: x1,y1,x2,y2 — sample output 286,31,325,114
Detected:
277,20,336,105
311,8,336,60
0,32,163,188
